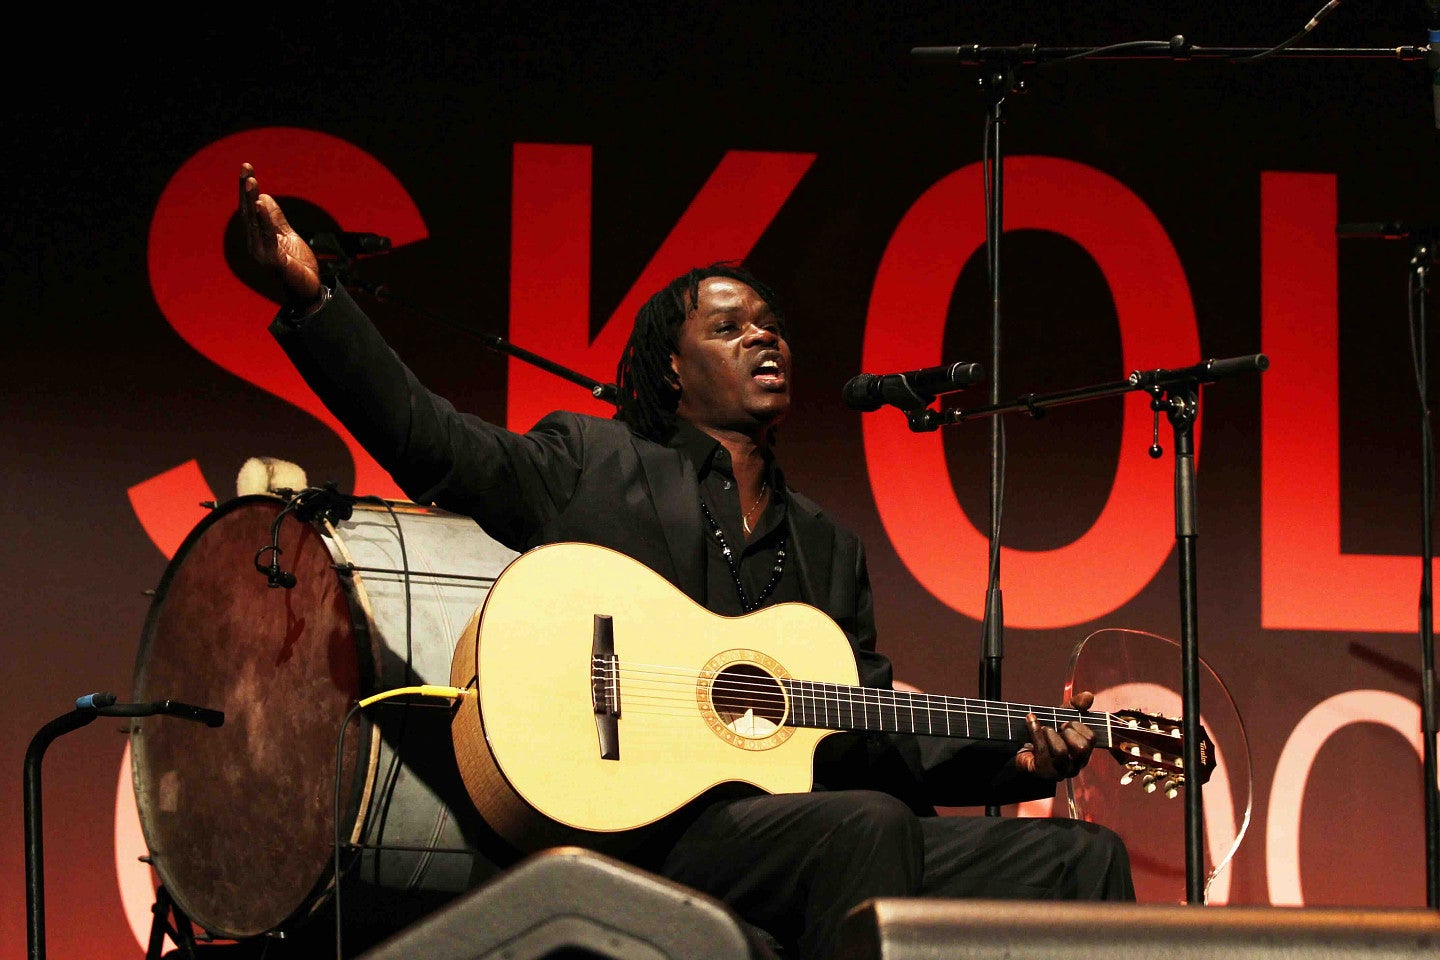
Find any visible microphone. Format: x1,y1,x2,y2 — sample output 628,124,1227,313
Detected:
74,692,117,711
843,362,985,412
305,231,392,260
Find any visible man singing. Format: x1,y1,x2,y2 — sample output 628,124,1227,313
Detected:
241,162,1133,960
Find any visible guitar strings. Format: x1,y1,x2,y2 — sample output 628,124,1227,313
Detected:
596,689,1119,746
601,659,1093,721
588,660,1119,735
587,673,1182,753
601,657,1084,716
608,671,1093,725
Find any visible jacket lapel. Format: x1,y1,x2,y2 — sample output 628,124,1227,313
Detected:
632,435,706,603
784,487,834,609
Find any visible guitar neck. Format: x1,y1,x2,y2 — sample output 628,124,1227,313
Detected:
781,679,1119,748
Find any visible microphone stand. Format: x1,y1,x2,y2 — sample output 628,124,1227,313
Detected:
902,354,1268,903
310,234,619,406
912,27,1427,900
25,694,224,960
1336,222,1440,908
979,63,1010,818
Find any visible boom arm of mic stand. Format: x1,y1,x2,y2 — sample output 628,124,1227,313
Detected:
905,354,1270,430
911,42,1428,64
346,278,620,404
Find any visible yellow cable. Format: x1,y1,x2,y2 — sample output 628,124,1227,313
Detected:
357,684,466,708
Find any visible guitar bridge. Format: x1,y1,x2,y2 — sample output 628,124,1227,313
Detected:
591,614,620,760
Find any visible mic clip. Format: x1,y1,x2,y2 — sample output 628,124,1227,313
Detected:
292,481,357,525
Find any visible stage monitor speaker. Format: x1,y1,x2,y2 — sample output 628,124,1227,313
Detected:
834,898,1440,960
356,846,779,960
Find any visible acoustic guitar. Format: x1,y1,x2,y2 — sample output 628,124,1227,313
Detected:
448,541,1212,851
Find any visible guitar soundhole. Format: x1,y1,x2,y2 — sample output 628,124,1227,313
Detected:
711,663,786,737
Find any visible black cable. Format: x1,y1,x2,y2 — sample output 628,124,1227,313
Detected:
1405,266,1436,529
332,701,363,960
1058,39,1176,62
255,496,305,587
981,107,1007,617
1408,267,1430,408
1243,0,1344,61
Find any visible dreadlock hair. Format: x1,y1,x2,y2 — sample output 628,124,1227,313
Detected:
614,261,787,443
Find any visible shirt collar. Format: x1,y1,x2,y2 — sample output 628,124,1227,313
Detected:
667,420,781,486
666,420,725,476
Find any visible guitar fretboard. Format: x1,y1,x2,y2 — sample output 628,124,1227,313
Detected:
781,679,1118,748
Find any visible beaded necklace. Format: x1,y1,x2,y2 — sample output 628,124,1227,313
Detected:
700,499,786,613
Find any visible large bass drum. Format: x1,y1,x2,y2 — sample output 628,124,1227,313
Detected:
130,496,519,942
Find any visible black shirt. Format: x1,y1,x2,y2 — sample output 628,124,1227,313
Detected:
666,422,802,615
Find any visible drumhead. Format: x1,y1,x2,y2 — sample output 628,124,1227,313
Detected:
132,497,374,939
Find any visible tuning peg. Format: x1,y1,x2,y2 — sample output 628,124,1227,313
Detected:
1163,778,1182,799
1142,772,1159,793
1120,770,1134,786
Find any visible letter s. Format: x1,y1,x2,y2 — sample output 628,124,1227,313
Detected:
133,128,426,557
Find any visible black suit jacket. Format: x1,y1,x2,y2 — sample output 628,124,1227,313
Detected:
272,283,1053,808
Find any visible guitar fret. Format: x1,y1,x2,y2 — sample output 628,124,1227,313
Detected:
782,680,1126,752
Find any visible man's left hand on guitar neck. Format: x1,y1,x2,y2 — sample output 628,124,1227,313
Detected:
1016,691,1098,780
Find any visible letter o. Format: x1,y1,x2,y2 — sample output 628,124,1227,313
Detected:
863,157,1200,627
1266,690,1425,905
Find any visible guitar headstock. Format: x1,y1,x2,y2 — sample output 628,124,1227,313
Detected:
1106,709,1216,797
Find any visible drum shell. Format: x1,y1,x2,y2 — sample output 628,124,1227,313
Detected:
130,497,517,941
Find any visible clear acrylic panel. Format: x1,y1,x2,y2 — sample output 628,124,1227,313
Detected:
1062,627,1253,904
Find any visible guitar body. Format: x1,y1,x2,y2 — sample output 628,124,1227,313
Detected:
449,541,858,851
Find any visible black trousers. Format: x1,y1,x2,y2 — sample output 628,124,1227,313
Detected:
652,790,1135,960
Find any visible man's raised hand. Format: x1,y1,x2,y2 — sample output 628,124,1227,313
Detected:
239,163,323,312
